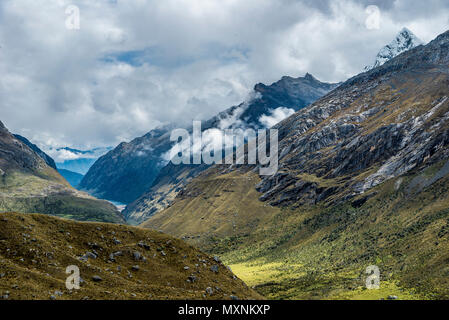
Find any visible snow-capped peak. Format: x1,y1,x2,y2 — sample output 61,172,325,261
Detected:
364,27,423,71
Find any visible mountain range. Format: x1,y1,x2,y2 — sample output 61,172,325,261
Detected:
122,28,426,225
53,147,113,175
0,121,124,223
79,73,338,224
3,27,449,300
141,29,449,299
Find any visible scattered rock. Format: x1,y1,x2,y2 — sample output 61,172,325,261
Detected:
133,251,142,261
210,265,219,273
205,287,214,295
387,295,398,300
132,265,140,271
138,241,150,250
80,251,97,262
92,275,103,282
230,295,239,300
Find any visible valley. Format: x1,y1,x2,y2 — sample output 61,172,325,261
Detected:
142,29,449,300
1,25,449,301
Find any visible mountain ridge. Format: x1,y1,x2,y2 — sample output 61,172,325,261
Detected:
80,73,338,208
0,120,124,224
364,27,424,71
141,29,449,299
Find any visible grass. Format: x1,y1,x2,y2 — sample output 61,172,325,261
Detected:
144,161,449,300
0,212,261,300
140,71,449,300
0,170,124,224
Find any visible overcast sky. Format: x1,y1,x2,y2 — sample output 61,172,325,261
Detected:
0,0,448,152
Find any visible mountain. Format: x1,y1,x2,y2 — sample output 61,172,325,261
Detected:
56,158,98,176
53,147,112,175
13,134,57,170
79,124,176,204
114,74,338,223
142,30,449,299
58,169,84,188
0,121,124,223
364,27,423,71
0,211,260,300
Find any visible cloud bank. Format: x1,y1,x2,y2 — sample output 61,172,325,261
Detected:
0,0,448,151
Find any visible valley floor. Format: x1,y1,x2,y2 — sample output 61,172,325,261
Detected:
144,163,449,300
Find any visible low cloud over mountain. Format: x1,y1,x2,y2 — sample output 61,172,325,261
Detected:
1,0,448,151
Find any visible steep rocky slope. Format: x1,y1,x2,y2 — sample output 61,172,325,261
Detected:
0,121,123,223
13,134,57,170
80,74,338,207
122,75,338,224
143,30,449,299
364,27,423,71
0,212,260,300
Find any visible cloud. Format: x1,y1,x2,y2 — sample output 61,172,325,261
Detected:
0,0,448,152
259,107,296,128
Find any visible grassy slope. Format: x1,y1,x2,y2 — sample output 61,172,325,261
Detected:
0,170,124,224
143,163,449,300
0,212,261,300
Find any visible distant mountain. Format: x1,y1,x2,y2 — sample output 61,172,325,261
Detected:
56,158,98,175
53,146,112,175
13,134,57,170
364,27,423,71
0,120,124,223
80,74,338,210
123,75,339,224
57,169,84,188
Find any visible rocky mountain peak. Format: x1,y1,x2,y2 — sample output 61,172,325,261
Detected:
364,27,423,71
0,120,7,132
304,72,316,81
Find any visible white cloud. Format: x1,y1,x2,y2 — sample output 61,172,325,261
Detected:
0,0,447,151
259,107,296,128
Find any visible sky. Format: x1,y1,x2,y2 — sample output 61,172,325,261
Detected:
0,0,448,156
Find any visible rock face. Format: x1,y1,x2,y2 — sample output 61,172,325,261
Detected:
364,27,423,71
121,75,338,224
80,74,338,209
12,134,57,170
0,122,47,173
144,28,449,224
0,121,124,223
250,29,449,207
141,30,449,300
